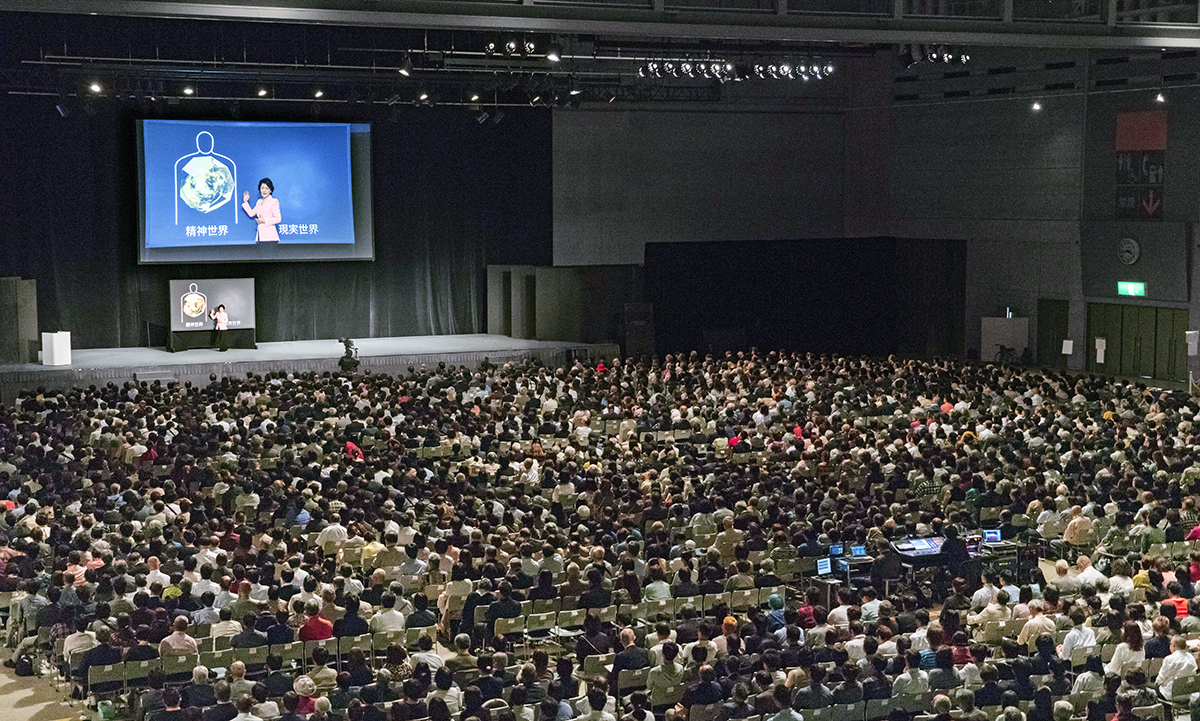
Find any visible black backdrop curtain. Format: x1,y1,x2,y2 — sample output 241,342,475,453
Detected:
0,96,552,349
644,237,966,358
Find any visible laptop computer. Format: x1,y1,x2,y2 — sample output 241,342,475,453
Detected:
816,557,832,576
983,529,1002,545
850,545,867,558
829,543,844,556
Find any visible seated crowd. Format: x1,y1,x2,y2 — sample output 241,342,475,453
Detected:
1,351,1200,721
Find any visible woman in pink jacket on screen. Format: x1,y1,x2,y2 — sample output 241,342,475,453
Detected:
242,177,281,242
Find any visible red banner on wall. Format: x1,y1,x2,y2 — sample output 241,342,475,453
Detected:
1115,110,1167,152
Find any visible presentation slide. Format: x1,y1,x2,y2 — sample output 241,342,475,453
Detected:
138,120,374,264
169,278,256,333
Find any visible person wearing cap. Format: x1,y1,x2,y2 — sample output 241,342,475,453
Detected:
764,594,786,633
291,676,317,716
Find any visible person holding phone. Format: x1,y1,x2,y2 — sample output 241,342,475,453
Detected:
242,177,281,242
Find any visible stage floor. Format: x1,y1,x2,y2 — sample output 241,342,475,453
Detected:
0,334,619,403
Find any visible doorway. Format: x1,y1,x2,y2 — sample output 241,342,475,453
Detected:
1085,302,1187,381
1036,299,1070,368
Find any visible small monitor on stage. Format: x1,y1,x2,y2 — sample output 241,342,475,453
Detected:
850,545,867,558
829,543,844,556
983,529,1002,544
816,557,832,576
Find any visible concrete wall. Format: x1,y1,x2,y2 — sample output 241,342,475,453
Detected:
488,265,643,347
553,109,845,266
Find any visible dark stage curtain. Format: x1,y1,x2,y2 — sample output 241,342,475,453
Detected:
644,237,966,358
0,97,552,349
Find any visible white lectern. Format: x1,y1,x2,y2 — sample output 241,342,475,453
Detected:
41,332,71,366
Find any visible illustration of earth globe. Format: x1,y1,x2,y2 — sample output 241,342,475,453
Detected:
179,155,234,213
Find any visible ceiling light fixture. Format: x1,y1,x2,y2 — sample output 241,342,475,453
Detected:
183,86,194,96
398,56,414,77
257,88,268,97
314,89,324,98
89,82,102,93
545,43,563,63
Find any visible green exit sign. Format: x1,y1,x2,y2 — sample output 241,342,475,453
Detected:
1118,281,1146,296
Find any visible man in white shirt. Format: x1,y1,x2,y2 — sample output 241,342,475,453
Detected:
968,590,1011,639
62,619,97,662
892,651,930,696
1016,600,1055,650
845,624,867,661
828,588,855,628
1075,556,1106,588
573,688,616,721
315,514,348,550
1156,635,1197,699
860,588,882,624
970,572,998,611
1058,608,1096,661
145,556,170,588
909,610,931,652
1050,559,1081,594
368,594,406,633
397,545,429,577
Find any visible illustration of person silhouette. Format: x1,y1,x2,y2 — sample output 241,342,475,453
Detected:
175,131,238,224
181,283,207,325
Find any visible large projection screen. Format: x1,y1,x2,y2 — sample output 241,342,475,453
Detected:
138,119,374,264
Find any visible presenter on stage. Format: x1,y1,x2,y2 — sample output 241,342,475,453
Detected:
242,177,281,242
210,304,229,352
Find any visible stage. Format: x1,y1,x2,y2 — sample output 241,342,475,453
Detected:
0,334,620,404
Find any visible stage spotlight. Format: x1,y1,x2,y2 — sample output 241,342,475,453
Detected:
824,63,834,74
681,61,694,76
546,43,563,62
504,38,518,55
89,82,102,93
779,62,793,78
753,64,766,78
257,88,268,97
1156,92,1166,103
314,89,324,98
638,66,647,78
484,41,497,56
470,92,481,102
183,86,194,95
664,62,677,77
959,53,970,63
476,109,490,123
1031,101,1042,111
398,55,414,76
523,40,536,56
